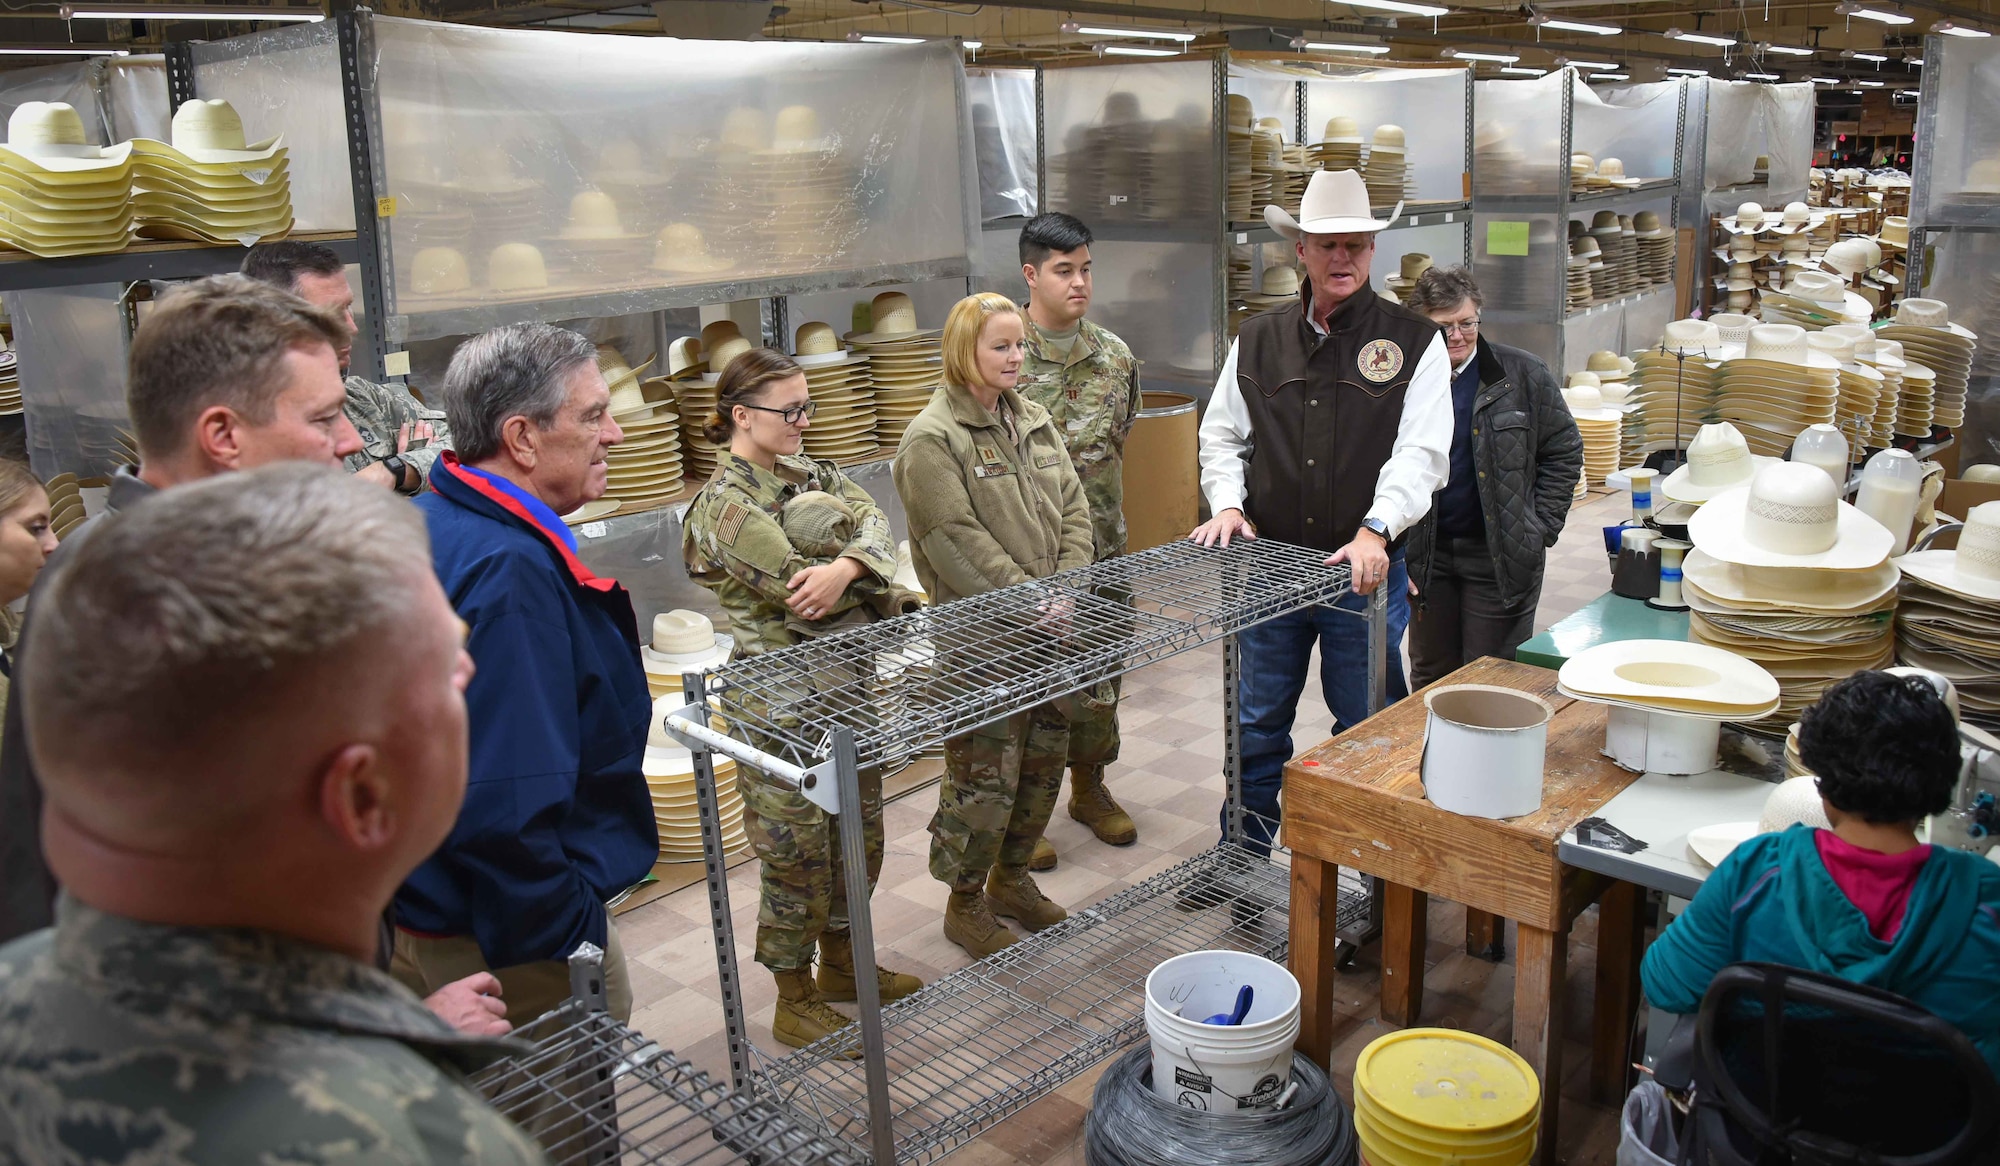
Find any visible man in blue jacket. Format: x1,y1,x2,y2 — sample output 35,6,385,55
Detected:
391,323,654,1028
1642,670,2000,1073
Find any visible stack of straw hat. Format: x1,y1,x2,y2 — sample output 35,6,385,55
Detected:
1225,95,1257,222
1759,269,1870,330
1235,263,1299,337
1362,124,1412,207
1633,210,1674,286
640,610,732,700
638,688,750,864
1353,1029,1541,1166
1587,211,1635,298
46,473,85,542
1630,319,1734,459
590,138,675,228
748,105,865,270
1382,253,1430,300
650,220,734,279
1851,332,1906,448
793,320,877,463
678,327,754,483
1659,422,1776,509
1710,324,1840,458
599,345,685,510
847,291,941,449
131,99,290,245
1247,117,1290,218
0,339,19,417
1804,327,1885,453
1685,461,1900,726
1308,115,1363,172
548,189,649,282
1571,234,1606,307
1564,379,1621,494
1895,502,2000,732
0,102,132,257
1585,350,1642,467
1878,298,1976,436
400,145,545,260
1558,638,1782,722
1473,123,1529,192
1570,152,1595,194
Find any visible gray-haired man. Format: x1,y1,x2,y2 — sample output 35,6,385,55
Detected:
0,463,548,1164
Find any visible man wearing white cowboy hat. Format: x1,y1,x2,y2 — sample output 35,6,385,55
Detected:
244,240,454,497
1190,166,1452,857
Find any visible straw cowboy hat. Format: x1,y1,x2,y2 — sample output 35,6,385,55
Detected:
1264,168,1401,238
1566,370,1601,390
1899,501,2000,602
1768,201,1824,235
1585,350,1629,382
1563,383,1620,422
652,221,733,275
1720,202,1773,234
1661,422,1777,504
487,242,550,292
1876,215,1910,249
848,290,941,344
0,101,132,173
794,319,865,368
1660,318,1728,358
1681,546,1901,612
1689,461,1894,571
1383,252,1431,294
1893,297,1978,340
1321,115,1363,143
162,99,283,165
1243,264,1301,306
410,247,472,295
1558,638,1781,716
641,610,733,675
1762,270,1871,322
1727,323,1842,374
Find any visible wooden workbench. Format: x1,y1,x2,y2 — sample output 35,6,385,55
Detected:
1284,658,1646,1163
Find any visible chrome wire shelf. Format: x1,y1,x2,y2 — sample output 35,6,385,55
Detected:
471,1004,869,1166
740,842,1371,1165
698,539,1354,771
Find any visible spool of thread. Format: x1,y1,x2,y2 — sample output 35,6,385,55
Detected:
1650,538,1691,610
1627,467,1656,522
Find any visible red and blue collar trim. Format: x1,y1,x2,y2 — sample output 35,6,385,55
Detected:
432,453,620,594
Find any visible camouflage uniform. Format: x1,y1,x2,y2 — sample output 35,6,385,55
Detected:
0,896,548,1165
342,375,453,490
682,452,899,971
1015,316,1141,771
930,703,1070,889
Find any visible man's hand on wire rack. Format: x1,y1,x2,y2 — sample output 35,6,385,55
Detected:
1327,526,1390,596
424,972,512,1037
1189,507,1255,548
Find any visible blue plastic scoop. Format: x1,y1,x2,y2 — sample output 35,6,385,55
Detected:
1202,984,1254,1026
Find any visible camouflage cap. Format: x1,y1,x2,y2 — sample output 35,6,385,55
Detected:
780,489,856,558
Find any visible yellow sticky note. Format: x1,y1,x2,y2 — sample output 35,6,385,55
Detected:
376,196,397,218
1486,220,1530,257
383,351,412,377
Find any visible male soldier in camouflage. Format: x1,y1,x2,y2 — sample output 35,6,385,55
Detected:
0,464,547,1164
244,240,453,495
683,347,922,1050
1012,212,1143,871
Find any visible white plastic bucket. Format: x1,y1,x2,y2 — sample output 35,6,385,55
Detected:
1143,950,1301,1113
1421,685,1553,819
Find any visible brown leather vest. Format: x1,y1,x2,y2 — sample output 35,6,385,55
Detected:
1235,286,1441,552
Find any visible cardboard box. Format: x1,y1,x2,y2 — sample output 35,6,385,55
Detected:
1938,477,2000,520
1831,120,1861,135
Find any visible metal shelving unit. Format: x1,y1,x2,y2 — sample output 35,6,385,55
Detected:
661,538,1387,1166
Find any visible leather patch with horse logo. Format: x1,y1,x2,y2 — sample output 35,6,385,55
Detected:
1358,338,1404,383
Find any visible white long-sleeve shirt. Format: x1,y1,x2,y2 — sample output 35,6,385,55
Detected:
1198,313,1454,540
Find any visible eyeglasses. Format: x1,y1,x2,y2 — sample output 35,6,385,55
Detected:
1439,320,1481,338
739,400,817,425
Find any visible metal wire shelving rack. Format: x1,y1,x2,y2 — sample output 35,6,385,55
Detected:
657,537,1388,1166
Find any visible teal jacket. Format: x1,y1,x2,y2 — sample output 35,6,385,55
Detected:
1641,824,2000,1073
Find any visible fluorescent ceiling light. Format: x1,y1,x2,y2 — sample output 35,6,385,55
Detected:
961,40,982,50
59,2,321,18
1843,50,1888,61
1446,49,1519,62
1763,44,1816,55
1559,59,1620,69
1073,24,1197,42
1339,0,1452,17
1592,72,1629,80
1665,28,1738,47
1537,18,1621,35
1907,56,1924,64
850,33,924,43
1666,66,1710,76
1898,89,1920,96
1744,71,1782,80
1499,66,1547,74
1935,22,1993,36
0,43,129,53
1810,75,1846,83
1099,44,1179,56
1857,78,1887,85
1301,41,1393,54
1835,4,1914,25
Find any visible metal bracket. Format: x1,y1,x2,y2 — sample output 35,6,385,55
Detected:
661,701,843,814
163,41,197,110
336,7,393,383
567,941,610,1013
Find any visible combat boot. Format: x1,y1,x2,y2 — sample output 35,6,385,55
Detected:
817,930,925,1003
772,968,860,1055
944,889,1018,958
986,868,1069,932
1068,765,1137,845
1029,836,1058,871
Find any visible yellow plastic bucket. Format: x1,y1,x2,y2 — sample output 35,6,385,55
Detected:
1353,1029,1542,1166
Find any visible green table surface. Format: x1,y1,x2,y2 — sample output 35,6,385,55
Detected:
1514,589,1691,671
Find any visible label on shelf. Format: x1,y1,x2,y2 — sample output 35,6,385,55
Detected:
376,196,398,218
1487,220,1531,257
581,521,609,539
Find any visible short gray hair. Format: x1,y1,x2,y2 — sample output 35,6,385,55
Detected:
1404,264,1485,317
443,323,598,462
23,463,428,781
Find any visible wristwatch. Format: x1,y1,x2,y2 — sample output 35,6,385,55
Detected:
1359,517,1390,541
382,454,416,495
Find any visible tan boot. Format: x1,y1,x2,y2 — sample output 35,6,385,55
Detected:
771,968,860,1055
943,889,1018,958
1029,836,1058,872
986,868,1069,932
817,930,925,1003
1068,765,1137,846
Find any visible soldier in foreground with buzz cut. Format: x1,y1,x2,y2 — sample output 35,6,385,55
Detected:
0,464,548,1164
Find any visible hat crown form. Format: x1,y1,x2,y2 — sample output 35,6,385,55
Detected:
718,106,770,152
171,98,251,153
773,104,821,147
1227,93,1254,128
1806,331,1854,364
1784,270,1845,305
1586,349,1622,373
1742,462,1840,555
1322,114,1359,140
701,319,742,353
1566,384,1605,411
708,336,753,377
488,242,548,291
1745,323,1810,365
1710,312,1754,345
1567,369,1602,388
566,189,624,235
8,101,93,157
1591,209,1620,231
1663,318,1719,352
1261,264,1300,295
1780,233,1809,251
1962,502,2000,584
1735,201,1766,224
1372,124,1407,149
796,320,841,356
1822,239,1870,276
868,291,919,336
1634,210,1661,230
1573,235,1601,256
1398,252,1431,280
1780,201,1813,226
412,246,471,294
1896,297,1951,327
652,609,716,655
1685,422,1755,487
1598,157,1626,177
655,221,709,256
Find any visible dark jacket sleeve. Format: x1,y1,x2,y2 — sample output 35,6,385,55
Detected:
1523,354,1583,547
0,658,53,944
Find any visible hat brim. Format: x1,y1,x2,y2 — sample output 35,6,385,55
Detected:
0,140,133,175
1264,199,1399,240
642,637,733,673
846,327,942,346
1682,546,1900,609
1898,549,2000,603
652,255,736,276
1558,637,1780,713
562,499,621,524
796,349,865,368
1688,486,1893,570
1660,455,1779,504
1888,320,1979,341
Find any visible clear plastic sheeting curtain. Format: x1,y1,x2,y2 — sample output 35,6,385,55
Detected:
104,57,168,143
967,66,1037,222
1684,79,1813,197
1474,209,1561,357
1226,64,1297,140
366,17,976,343
1915,36,2000,218
0,61,106,143
1572,77,1681,183
192,23,355,232
1920,230,2000,470
1473,72,1566,197
0,56,169,150
5,285,131,481
1043,58,1219,227
1561,285,1674,376
1292,63,1471,203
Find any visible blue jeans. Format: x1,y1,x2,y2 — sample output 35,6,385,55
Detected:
1223,554,1411,855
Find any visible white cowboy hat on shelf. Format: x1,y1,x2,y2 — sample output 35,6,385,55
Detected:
0,101,133,174
1761,270,1871,322
1558,638,1781,718
794,319,866,368
1727,323,1842,374
1680,547,1901,611
1689,460,1894,571
1562,383,1620,422
1720,201,1773,234
1893,297,1979,341
641,610,733,676
1767,201,1824,235
1660,318,1732,359
1661,422,1778,505
1898,500,2000,603
1264,167,1401,239
159,98,283,165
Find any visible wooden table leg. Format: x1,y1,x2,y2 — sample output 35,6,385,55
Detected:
1513,922,1568,1166
1289,855,1342,1068
1380,882,1428,1027
1591,881,1645,1105
1466,908,1506,962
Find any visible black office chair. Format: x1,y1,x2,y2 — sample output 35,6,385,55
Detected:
1683,962,1998,1166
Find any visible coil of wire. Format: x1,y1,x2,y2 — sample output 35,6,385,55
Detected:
1084,1046,1359,1166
